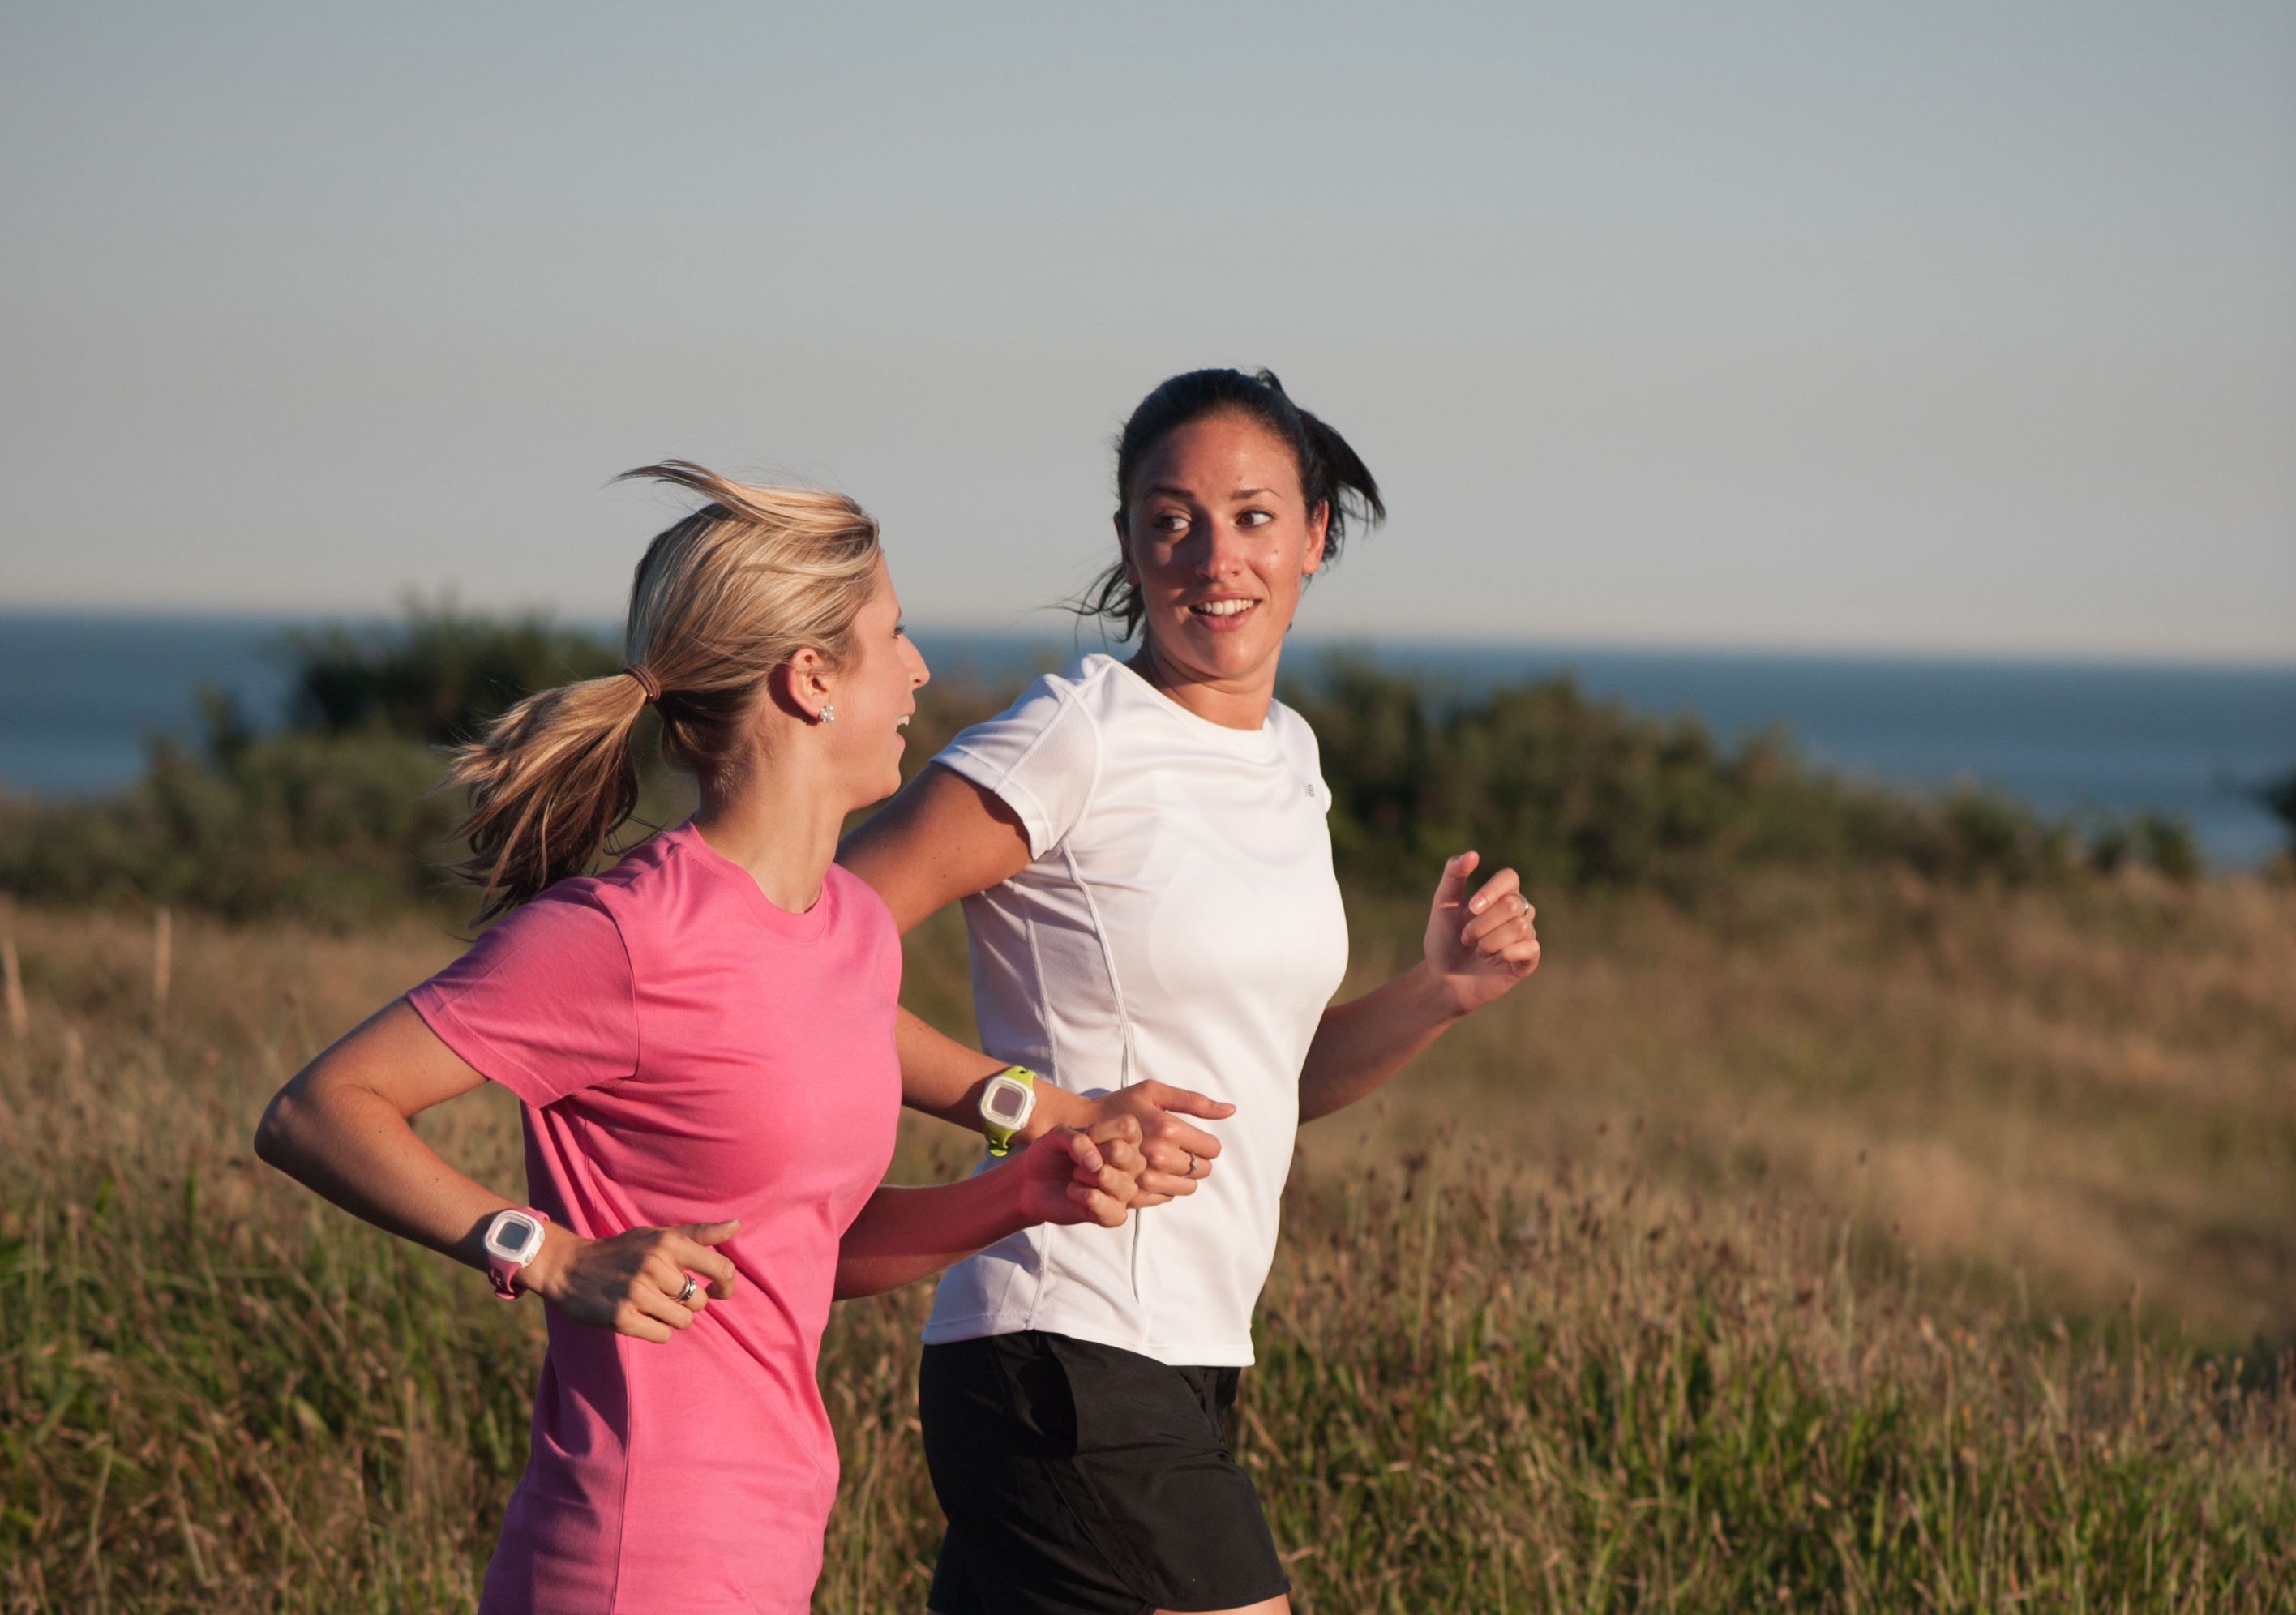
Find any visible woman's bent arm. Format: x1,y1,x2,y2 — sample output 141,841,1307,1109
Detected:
842,764,1236,1202
254,999,739,1343
833,1117,1145,1298
255,1000,520,1264
843,765,1039,1125
1297,851,1542,1123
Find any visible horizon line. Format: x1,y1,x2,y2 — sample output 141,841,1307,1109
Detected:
2,602,2291,675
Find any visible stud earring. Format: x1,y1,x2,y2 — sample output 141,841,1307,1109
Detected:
820,705,837,724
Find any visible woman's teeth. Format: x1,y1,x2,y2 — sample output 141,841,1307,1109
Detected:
1193,599,1255,617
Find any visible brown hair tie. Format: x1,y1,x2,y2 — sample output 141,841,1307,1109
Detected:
624,665,662,703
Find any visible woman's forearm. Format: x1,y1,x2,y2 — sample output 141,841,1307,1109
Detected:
257,1000,738,1330
894,1006,1010,1128
255,1004,510,1267
895,1005,1091,1142
833,1164,1029,1300
833,1120,1143,1299
257,1074,512,1269
1296,962,1467,1124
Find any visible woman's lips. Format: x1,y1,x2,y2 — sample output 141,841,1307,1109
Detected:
1186,598,1261,628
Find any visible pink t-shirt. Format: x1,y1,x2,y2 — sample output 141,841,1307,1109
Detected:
408,823,902,1615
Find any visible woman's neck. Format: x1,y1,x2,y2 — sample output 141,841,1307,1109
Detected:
690,748,847,914
1124,633,1280,731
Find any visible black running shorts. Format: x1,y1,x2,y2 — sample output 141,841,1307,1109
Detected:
918,1331,1291,1615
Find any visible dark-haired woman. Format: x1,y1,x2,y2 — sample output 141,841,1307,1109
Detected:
255,465,1146,1615
839,371,1542,1615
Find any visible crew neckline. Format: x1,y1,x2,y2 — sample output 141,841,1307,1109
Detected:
671,820,836,942
1084,653,1286,756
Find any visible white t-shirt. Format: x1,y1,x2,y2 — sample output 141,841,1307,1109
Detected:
919,654,1350,1366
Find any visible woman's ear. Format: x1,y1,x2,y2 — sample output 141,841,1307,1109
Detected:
774,649,834,723
1301,500,1330,576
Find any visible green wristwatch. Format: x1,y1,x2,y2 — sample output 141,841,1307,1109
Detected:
979,1066,1039,1157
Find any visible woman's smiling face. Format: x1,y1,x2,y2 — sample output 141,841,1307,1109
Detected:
825,555,930,808
1118,411,1329,699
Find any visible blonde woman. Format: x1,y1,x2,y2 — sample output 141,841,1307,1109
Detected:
255,463,1146,1615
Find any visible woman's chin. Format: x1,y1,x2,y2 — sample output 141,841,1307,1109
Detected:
1164,619,1287,678
835,768,906,817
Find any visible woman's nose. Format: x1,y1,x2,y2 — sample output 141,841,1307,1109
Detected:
1189,520,1248,576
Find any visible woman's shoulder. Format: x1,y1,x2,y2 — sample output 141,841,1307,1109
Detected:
1264,695,1325,760
820,861,896,932
550,822,756,945
964,654,1123,724
939,661,1111,773
418,878,628,1006
577,822,700,906
932,662,1116,859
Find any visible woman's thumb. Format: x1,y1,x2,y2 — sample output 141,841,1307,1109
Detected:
1436,850,1479,898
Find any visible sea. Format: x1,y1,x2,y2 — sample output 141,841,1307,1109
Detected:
2,610,2292,867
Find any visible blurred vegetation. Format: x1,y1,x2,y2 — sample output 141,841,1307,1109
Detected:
0,653,2285,1607
2,904,2291,1610
0,617,2217,927
1285,656,2203,899
0,709,454,927
2260,765,2296,860
282,597,622,744
0,605,653,929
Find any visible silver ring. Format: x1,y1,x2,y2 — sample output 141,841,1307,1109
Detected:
676,1274,698,1305
1186,1152,1199,1178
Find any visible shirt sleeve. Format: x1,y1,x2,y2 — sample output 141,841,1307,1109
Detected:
932,675,1102,859
1276,700,1338,818
406,889,639,1107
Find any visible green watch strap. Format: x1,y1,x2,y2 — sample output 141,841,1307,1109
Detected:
981,1066,1038,1158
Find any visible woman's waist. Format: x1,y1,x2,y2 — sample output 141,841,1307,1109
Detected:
541,1283,841,1397
927,1197,1281,1326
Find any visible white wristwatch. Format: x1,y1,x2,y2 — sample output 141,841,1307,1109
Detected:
483,1206,550,1300
979,1066,1038,1157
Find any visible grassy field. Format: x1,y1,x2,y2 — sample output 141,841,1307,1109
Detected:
3,873,2294,1611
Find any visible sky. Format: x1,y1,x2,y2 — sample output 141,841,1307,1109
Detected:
2,1,2291,662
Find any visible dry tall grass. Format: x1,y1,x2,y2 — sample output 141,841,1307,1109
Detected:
3,879,2293,1610
1333,869,2296,1349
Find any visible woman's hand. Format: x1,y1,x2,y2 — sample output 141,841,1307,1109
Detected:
1422,850,1541,1015
1012,1116,1147,1229
833,1116,1148,1298
1049,1082,1233,1208
1295,850,1540,1123
520,1219,742,1344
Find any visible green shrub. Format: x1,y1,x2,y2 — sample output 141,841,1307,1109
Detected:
0,632,2225,923
2260,767,2296,856
0,606,665,927
0,723,454,928
1287,659,2084,897
282,596,623,744
2132,812,2202,882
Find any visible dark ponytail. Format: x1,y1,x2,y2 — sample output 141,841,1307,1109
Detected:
1079,368,1385,640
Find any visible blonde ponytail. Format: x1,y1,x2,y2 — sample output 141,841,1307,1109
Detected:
443,461,881,922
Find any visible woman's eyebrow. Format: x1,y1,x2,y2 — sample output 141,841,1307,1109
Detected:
1143,482,1281,502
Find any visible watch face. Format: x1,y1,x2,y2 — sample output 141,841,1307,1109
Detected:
494,1216,538,1257
986,1084,1027,1124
